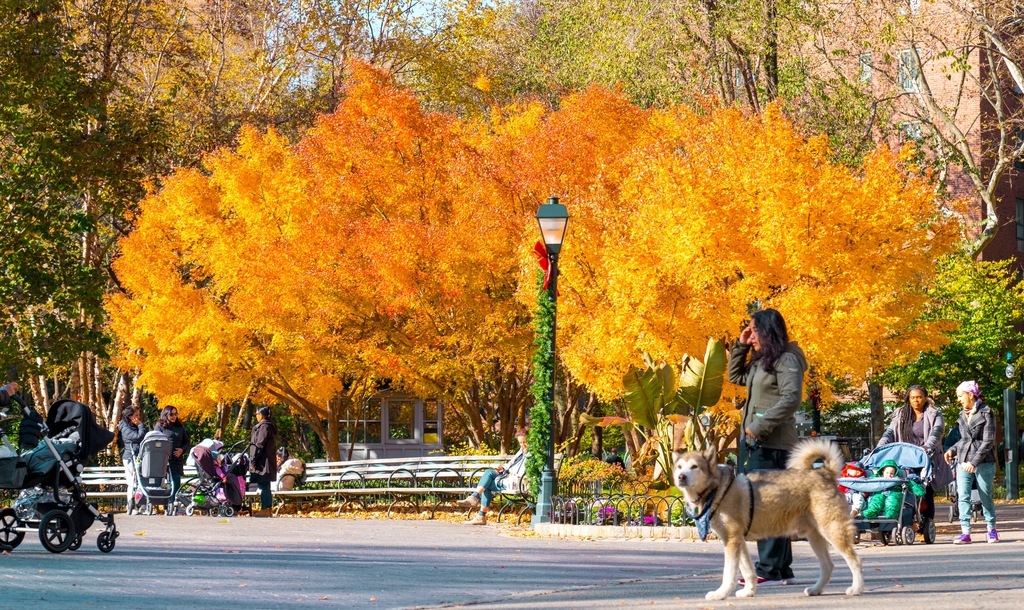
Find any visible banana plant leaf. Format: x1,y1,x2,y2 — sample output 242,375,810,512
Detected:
579,413,634,431
622,364,664,429
677,338,727,414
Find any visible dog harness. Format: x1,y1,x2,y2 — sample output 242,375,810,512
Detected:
686,468,736,541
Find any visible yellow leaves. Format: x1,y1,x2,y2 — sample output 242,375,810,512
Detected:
472,72,492,93
110,64,960,418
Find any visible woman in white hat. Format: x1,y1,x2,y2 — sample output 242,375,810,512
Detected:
944,381,998,543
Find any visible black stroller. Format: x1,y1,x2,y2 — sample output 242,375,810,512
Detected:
0,395,119,553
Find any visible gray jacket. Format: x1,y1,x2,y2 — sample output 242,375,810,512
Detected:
878,404,953,489
729,340,807,451
950,402,996,467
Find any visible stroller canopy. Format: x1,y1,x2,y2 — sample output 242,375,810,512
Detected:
838,442,933,494
46,400,115,461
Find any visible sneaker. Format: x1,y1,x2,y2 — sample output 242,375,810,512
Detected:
456,494,481,508
738,577,788,587
953,533,972,544
987,529,999,543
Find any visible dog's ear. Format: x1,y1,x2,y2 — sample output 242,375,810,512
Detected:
703,445,718,466
672,449,686,463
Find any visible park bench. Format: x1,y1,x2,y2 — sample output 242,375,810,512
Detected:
80,454,538,523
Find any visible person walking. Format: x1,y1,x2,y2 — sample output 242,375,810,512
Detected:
249,406,278,517
154,406,190,515
876,385,954,529
944,380,998,543
728,308,807,587
118,405,148,515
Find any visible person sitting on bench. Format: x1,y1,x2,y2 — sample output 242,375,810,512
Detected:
457,427,529,525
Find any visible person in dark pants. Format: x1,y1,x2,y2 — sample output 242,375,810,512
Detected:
875,385,954,527
728,308,807,587
154,405,190,515
118,405,148,514
0,382,19,553
249,406,278,517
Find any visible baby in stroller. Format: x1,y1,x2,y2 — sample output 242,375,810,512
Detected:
838,442,934,545
861,459,925,519
183,440,247,517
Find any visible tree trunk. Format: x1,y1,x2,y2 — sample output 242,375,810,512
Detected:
590,425,603,459
868,382,885,446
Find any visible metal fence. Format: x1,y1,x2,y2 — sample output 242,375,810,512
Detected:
550,479,692,527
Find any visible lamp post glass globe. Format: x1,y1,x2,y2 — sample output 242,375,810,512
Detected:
535,197,569,254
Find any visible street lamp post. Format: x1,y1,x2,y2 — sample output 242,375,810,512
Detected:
533,196,569,526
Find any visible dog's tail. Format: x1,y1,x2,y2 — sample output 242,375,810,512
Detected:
786,438,845,479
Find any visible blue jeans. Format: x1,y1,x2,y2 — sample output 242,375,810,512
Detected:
957,461,996,531
169,469,181,509
476,469,504,508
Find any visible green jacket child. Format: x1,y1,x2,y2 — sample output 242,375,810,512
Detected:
861,459,925,519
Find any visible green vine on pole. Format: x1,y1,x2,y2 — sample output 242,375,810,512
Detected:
526,268,554,497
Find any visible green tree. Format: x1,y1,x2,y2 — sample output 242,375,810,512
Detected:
879,255,1024,408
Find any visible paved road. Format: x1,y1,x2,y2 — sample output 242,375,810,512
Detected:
1,511,1022,609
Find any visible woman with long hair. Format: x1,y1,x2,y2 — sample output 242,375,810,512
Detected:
154,406,190,515
876,385,953,530
944,381,998,543
728,308,807,587
249,406,278,517
118,405,147,515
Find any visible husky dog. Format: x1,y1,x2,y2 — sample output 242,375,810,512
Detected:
673,439,864,600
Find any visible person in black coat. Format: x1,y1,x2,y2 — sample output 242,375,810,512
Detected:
118,405,147,514
154,406,190,515
249,406,278,517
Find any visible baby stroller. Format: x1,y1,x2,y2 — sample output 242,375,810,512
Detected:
0,395,119,553
946,457,984,524
183,440,247,517
838,442,934,546
132,431,174,515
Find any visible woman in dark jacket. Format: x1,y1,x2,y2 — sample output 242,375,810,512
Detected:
249,406,278,517
944,380,998,543
118,405,147,514
154,406,190,515
728,308,807,586
876,385,954,526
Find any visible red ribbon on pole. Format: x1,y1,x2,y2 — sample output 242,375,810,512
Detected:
533,241,558,294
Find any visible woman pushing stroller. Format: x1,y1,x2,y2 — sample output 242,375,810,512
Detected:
875,385,954,529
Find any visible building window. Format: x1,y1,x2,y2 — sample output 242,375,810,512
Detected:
900,121,923,142
1015,128,1024,172
423,400,440,445
338,398,382,444
1017,199,1024,252
859,53,872,84
898,49,920,93
387,399,415,441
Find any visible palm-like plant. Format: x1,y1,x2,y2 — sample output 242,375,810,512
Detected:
581,338,739,484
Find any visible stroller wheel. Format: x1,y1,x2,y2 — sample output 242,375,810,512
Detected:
97,530,115,553
67,535,83,551
0,508,25,550
922,518,936,544
901,526,916,545
878,529,891,546
185,505,195,516
948,504,957,523
208,509,219,517
224,506,236,518
39,510,76,554
0,509,24,550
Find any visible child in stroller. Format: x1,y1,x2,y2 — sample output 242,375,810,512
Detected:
183,440,248,517
838,442,935,545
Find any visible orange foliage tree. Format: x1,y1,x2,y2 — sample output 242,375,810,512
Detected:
109,63,961,460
